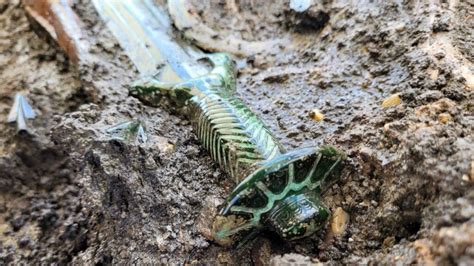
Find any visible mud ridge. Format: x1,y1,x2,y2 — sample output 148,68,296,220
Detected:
0,0,472,264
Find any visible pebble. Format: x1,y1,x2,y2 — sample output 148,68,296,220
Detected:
438,113,451,124
309,108,324,122
393,22,406,32
331,207,350,236
155,136,175,154
428,68,439,81
381,93,402,108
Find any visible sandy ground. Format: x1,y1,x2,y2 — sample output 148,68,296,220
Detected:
0,0,473,264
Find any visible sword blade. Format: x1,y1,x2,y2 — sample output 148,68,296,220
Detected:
92,0,208,81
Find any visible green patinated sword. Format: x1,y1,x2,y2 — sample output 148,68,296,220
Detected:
93,0,345,244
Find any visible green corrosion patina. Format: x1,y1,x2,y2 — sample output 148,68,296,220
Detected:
130,53,345,243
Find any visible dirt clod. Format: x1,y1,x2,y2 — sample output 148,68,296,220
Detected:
1,0,473,264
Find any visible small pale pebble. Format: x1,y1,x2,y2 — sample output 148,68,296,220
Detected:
393,22,406,32
331,207,350,236
438,113,451,124
309,108,324,122
163,143,175,154
381,93,401,108
428,68,439,81
155,136,175,154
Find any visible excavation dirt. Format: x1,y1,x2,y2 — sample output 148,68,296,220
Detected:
1,0,473,264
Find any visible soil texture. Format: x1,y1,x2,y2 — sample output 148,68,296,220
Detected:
0,0,472,264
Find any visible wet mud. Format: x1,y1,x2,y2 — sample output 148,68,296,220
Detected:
0,0,473,264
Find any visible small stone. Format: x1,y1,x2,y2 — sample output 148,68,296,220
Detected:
163,144,174,153
330,207,349,236
393,22,406,32
462,175,469,181
438,113,452,124
428,68,439,81
155,136,175,154
381,93,402,108
251,55,269,69
309,108,324,122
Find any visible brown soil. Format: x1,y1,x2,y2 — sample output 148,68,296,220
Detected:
0,0,472,264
